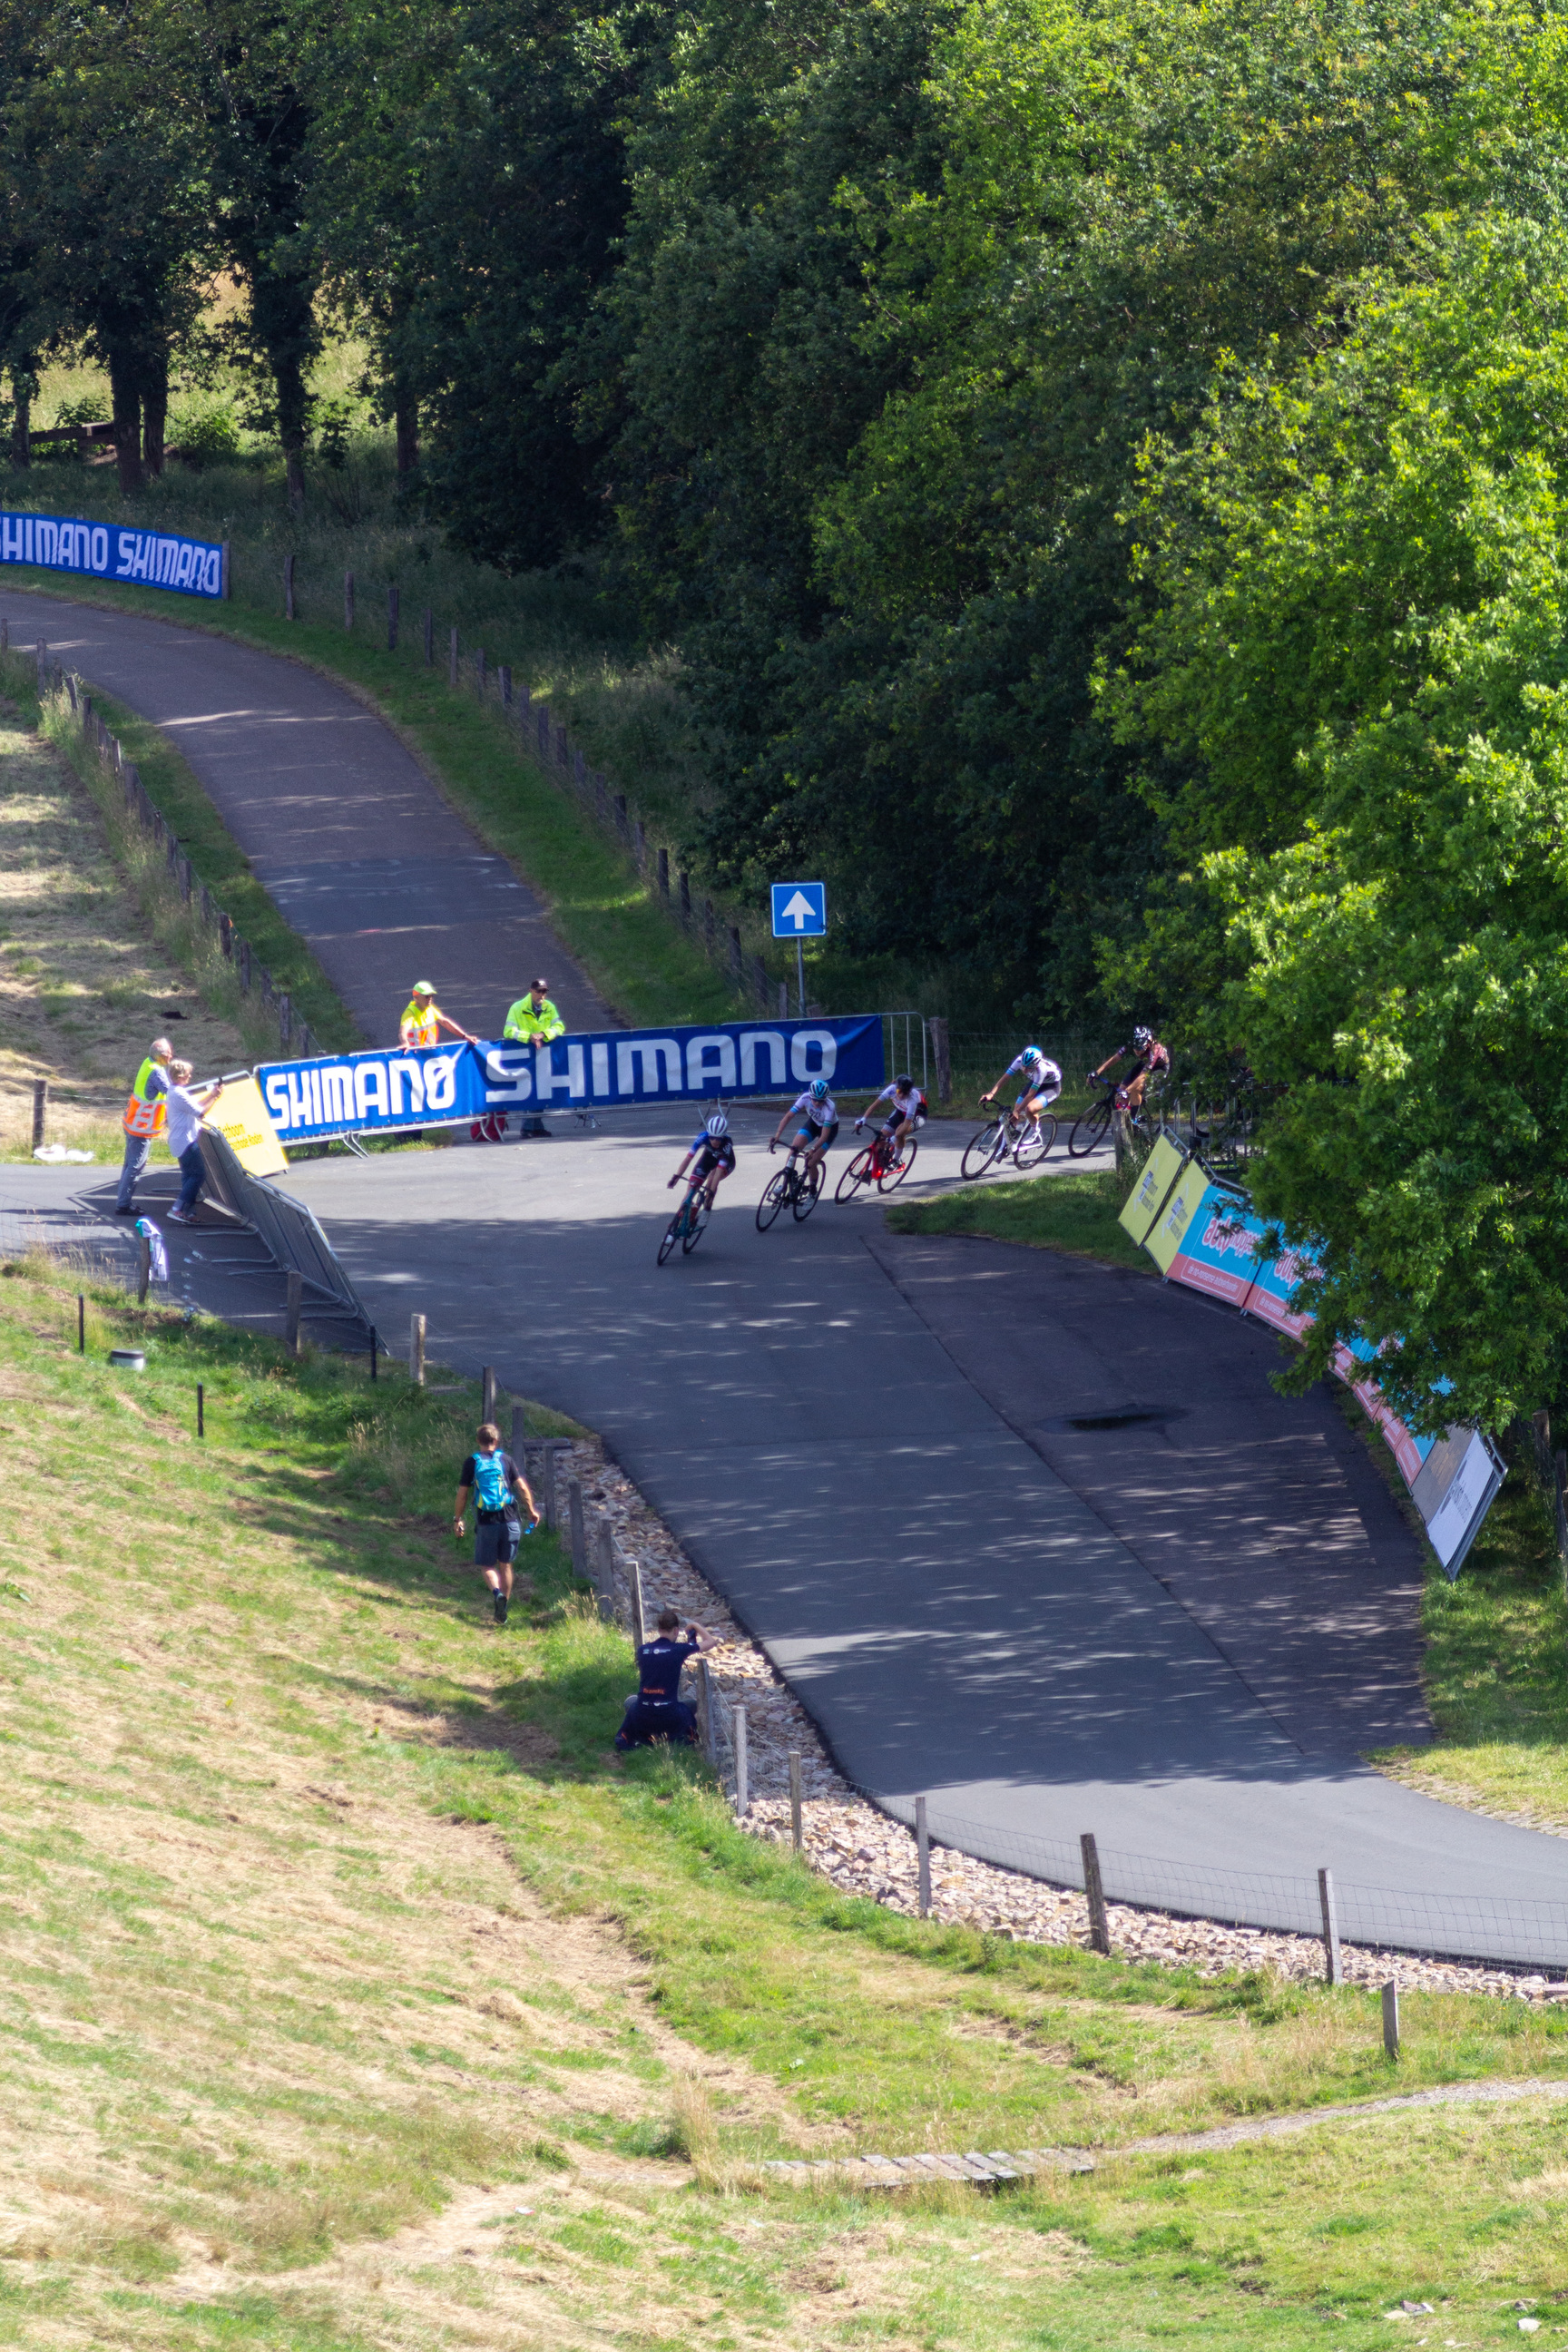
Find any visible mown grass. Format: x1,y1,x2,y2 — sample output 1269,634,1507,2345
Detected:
885,1163,1154,1274
0,691,248,1161
4,1246,1568,2343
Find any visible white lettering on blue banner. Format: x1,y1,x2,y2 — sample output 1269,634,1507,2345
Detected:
0,509,223,600
258,1017,885,1143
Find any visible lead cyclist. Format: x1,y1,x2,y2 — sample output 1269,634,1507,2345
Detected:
769,1076,838,1177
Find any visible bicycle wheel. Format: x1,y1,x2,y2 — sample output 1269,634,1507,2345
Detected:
961,1119,1007,1180
681,1201,708,1254
757,1171,789,1230
1068,1097,1115,1158
656,1211,682,1265
877,1134,918,1191
792,1157,825,1221
1013,1115,1057,1171
836,1148,876,1203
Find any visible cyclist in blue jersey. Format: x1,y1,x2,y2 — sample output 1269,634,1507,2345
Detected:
668,1111,738,1210
981,1045,1062,1150
769,1076,838,1175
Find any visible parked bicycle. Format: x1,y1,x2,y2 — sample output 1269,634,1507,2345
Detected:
836,1118,921,1202
1067,1075,1158,1160
657,1176,710,1263
757,1142,825,1229
960,1100,1056,1181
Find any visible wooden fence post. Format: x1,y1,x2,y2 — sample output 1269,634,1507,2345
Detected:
137,1232,152,1304
593,1516,616,1617
1382,1981,1400,2059
733,1705,749,1817
916,1795,931,1917
1318,1866,1342,1985
30,1079,46,1150
482,1365,496,1425
930,1017,952,1105
1081,1832,1111,1955
409,1311,426,1387
789,1752,804,1853
629,1560,645,1654
694,1659,714,1760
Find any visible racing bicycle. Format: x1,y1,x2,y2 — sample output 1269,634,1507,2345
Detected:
1068,1074,1157,1159
757,1140,825,1229
960,1100,1056,1181
836,1118,921,1202
657,1175,710,1264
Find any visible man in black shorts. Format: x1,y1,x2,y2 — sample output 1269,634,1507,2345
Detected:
453,1421,539,1625
615,1608,723,1749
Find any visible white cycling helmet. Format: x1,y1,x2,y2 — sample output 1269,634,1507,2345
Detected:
705,1112,729,1138
1022,1044,1046,1067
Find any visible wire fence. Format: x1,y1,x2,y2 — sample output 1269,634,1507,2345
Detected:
897,1803,1568,1973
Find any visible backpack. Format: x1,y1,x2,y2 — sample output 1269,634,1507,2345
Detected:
471,1450,513,1515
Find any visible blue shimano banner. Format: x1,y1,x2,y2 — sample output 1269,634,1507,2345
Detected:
257,1015,884,1142
0,510,225,599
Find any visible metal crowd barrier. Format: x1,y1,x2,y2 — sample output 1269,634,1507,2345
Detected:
198,1126,375,1342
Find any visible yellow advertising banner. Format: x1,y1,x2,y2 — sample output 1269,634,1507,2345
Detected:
1117,1132,1189,1247
1144,1160,1210,1276
202,1073,288,1177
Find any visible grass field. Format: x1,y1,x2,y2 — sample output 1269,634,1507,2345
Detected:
5,1244,1568,2345
885,1164,1153,1274
0,683,248,1162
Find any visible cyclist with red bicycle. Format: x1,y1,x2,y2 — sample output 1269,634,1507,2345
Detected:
855,1075,926,1169
1093,1024,1170,1112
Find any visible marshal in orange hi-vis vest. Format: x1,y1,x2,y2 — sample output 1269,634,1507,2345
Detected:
122,1055,168,1139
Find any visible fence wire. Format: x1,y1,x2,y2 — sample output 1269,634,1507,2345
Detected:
894,1804,1568,1972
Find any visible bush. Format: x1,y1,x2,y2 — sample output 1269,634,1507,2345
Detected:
171,405,240,466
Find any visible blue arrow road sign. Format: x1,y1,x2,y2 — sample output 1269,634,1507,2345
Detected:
771,881,827,937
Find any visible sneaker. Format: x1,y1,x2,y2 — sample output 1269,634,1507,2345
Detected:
112,1203,136,1215
167,1209,199,1225
493,1591,508,1624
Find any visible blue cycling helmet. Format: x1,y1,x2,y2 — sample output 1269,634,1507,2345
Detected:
1022,1044,1045,1067
705,1112,729,1138
809,1077,829,1102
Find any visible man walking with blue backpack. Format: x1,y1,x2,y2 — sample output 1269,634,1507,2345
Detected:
453,1422,539,1624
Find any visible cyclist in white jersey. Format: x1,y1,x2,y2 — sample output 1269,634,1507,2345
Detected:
981,1046,1062,1151
769,1076,838,1175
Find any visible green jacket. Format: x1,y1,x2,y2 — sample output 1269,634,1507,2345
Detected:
503,994,564,1044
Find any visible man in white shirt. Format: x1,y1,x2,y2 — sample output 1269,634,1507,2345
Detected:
162,1061,219,1225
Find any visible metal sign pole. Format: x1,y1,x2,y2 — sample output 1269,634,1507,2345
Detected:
797,936,805,1016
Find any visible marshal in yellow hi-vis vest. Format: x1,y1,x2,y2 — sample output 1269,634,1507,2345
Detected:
122,1054,169,1139
401,997,441,1048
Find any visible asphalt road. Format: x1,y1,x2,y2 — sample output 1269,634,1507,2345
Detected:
0,586,611,1044
12,588,1568,1962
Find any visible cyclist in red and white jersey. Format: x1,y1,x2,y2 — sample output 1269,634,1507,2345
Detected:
855,1074,927,1158
1093,1025,1170,1112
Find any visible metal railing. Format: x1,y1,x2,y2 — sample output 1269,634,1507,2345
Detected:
198,1125,375,1343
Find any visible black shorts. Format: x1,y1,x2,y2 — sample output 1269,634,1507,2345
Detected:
795,1121,838,1150
475,1513,523,1566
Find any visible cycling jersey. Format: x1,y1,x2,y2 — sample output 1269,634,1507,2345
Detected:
1004,1054,1063,1098
1122,1037,1171,1077
690,1132,736,1176
789,1090,838,1131
869,1083,927,1124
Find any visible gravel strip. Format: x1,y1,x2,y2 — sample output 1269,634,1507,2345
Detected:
561,1435,1568,2004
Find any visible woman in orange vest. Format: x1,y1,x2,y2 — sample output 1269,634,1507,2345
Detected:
114,1036,173,1213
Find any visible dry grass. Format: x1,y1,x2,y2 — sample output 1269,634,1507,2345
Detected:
0,697,244,1157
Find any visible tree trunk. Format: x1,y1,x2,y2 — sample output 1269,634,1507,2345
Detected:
275,350,308,518
395,380,419,479
109,356,143,495
10,371,30,469
142,348,168,478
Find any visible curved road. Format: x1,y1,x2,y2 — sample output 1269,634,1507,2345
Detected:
9,586,1568,1965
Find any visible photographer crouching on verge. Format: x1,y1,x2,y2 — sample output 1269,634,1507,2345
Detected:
615,1609,723,1750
